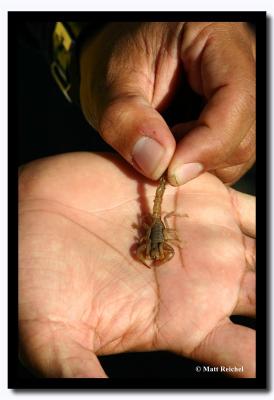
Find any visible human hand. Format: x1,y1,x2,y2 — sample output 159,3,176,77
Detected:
80,22,255,186
19,152,255,378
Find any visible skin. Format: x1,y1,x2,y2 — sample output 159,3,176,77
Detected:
80,22,255,185
19,152,256,378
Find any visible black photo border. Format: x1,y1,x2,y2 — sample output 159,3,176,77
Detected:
8,10,267,390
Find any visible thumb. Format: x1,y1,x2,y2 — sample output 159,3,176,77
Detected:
94,94,176,180
58,344,108,378
24,334,108,378
79,22,176,180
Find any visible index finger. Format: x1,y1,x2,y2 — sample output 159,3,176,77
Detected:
168,22,255,185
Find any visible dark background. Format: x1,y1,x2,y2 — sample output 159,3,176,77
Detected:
16,20,255,380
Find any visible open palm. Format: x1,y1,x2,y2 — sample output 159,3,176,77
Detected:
19,152,255,378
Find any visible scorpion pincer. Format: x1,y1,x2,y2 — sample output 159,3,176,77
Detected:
136,175,182,267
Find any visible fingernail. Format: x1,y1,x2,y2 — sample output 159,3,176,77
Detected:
170,163,204,186
132,136,165,176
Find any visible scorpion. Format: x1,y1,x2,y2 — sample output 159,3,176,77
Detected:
136,175,184,267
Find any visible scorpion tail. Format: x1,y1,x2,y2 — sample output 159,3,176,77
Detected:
152,174,166,217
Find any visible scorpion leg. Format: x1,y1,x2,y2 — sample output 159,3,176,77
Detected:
163,228,181,242
155,242,175,265
159,242,165,260
141,226,151,258
164,211,189,228
137,223,150,243
136,243,151,268
163,242,175,262
146,238,151,258
142,222,150,230
139,224,151,243
136,226,152,267
163,211,189,244
138,235,147,243
164,229,186,249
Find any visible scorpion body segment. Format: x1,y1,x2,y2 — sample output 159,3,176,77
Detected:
149,218,165,260
136,175,182,267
